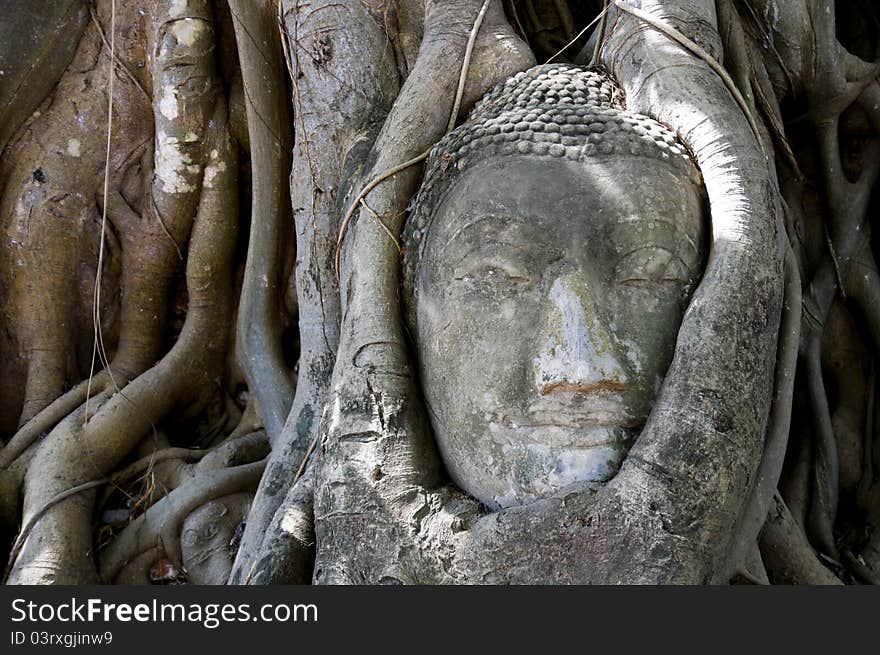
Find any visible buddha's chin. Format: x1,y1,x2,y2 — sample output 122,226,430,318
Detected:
441,423,637,510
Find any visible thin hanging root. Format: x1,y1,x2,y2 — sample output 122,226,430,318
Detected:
87,0,117,421
447,0,493,134
100,460,266,582
334,148,432,277
750,55,802,179
88,3,148,101
546,5,608,64
589,2,610,66
360,199,401,253
291,431,318,486
100,436,256,521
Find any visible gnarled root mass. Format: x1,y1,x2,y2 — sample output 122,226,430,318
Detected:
2,0,880,585
1,0,270,585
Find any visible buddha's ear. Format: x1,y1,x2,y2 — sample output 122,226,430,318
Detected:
596,1,785,581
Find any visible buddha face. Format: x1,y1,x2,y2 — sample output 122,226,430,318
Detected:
413,154,706,509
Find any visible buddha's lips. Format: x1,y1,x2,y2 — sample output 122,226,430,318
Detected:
493,399,641,433
537,380,629,396
526,415,640,430
524,394,639,430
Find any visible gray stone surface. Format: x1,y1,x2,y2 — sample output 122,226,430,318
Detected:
404,65,707,508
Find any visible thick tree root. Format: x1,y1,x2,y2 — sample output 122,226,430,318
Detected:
229,0,294,444
243,461,315,584
0,374,110,470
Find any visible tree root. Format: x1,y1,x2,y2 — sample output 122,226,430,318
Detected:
181,492,254,584
0,373,111,470
228,0,407,583
2,0,878,587
727,244,802,576
760,492,844,584
3,478,108,583
244,459,315,584
229,0,294,444
100,460,265,583
7,1,240,579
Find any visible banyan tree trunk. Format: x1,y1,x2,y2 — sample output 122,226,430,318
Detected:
2,0,878,585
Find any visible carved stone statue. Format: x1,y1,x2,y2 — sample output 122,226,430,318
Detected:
403,65,706,509
6,0,860,587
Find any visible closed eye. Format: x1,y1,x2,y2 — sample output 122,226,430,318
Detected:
612,246,690,287
617,276,682,287
455,265,530,283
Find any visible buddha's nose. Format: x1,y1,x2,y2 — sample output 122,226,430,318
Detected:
533,274,629,395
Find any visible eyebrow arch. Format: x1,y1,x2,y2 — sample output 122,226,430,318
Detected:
613,245,693,274
439,213,530,255
615,216,702,255
449,238,537,272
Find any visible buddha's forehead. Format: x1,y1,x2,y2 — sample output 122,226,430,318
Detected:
429,155,704,246
402,65,705,319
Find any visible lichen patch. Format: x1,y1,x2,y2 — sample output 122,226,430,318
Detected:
203,159,226,188
171,19,204,47
155,132,198,194
159,87,178,120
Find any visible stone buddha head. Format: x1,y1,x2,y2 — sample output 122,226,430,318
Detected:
403,65,707,510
